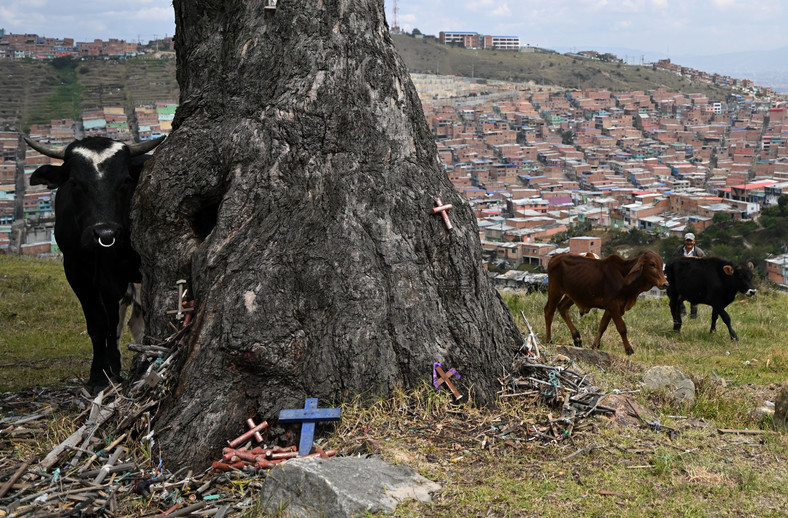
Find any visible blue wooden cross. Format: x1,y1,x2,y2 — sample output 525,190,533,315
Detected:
278,398,341,457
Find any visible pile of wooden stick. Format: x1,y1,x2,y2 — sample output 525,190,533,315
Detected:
0,327,328,517
496,343,618,443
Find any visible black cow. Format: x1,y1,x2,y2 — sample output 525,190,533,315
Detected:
26,135,164,391
665,256,756,341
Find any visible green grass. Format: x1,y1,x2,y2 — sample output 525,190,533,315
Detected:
27,63,84,125
0,255,91,390
502,287,787,387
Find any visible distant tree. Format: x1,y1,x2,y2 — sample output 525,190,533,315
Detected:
411,28,422,36
709,243,738,260
778,195,788,215
659,236,682,261
712,212,732,225
51,56,77,70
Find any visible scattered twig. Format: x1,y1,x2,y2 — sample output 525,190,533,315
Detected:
717,428,775,435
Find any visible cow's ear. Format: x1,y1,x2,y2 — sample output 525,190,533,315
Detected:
723,265,734,276
129,155,150,181
30,164,68,189
747,262,754,270
627,261,643,277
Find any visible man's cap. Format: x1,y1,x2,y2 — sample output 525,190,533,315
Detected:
684,232,695,241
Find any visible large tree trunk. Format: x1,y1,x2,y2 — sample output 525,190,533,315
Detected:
132,0,522,470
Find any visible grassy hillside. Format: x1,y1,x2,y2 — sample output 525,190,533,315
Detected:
0,57,179,130
393,34,735,99
0,60,63,126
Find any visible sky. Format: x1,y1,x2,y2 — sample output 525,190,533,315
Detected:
2,0,787,58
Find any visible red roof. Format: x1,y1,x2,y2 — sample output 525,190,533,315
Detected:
732,180,778,190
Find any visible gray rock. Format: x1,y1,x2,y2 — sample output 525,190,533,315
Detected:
775,384,788,434
643,366,695,407
260,456,441,517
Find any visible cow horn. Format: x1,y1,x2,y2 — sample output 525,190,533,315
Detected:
23,137,66,160
127,136,165,157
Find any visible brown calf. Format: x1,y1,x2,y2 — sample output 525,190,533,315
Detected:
544,250,668,355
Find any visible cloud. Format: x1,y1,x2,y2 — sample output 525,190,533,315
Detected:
491,4,512,17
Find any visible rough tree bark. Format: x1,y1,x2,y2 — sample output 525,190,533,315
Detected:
131,0,522,470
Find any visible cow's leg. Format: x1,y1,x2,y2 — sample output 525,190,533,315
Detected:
591,310,611,350
64,263,112,391
102,285,124,379
608,312,634,355
669,295,683,332
544,289,562,344
711,306,738,341
84,303,112,389
556,296,582,347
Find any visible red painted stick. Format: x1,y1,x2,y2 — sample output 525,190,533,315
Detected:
228,420,269,447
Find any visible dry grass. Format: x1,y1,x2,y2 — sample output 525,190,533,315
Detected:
326,379,788,517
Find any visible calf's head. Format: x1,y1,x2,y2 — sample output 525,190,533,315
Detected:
723,262,757,297
628,250,669,290
27,136,163,249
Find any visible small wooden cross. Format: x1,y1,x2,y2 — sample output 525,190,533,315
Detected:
279,398,341,457
92,446,125,485
246,418,265,443
228,419,269,448
165,279,194,322
431,197,454,230
433,362,462,399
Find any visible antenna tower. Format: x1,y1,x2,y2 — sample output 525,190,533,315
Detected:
392,0,400,33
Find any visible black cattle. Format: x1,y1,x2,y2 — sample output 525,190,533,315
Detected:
665,256,756,341
26,135,164,391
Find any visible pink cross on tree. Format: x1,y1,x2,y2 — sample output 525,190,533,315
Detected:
431,197,453,230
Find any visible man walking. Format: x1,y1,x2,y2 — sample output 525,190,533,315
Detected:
672,232,705,318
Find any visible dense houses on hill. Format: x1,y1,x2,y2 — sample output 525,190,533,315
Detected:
0,29,173,59
411,74,788,282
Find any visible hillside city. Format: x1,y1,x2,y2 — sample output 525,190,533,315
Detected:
2,30,788,287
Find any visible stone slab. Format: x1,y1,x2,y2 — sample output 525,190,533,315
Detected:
260,455,441,517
